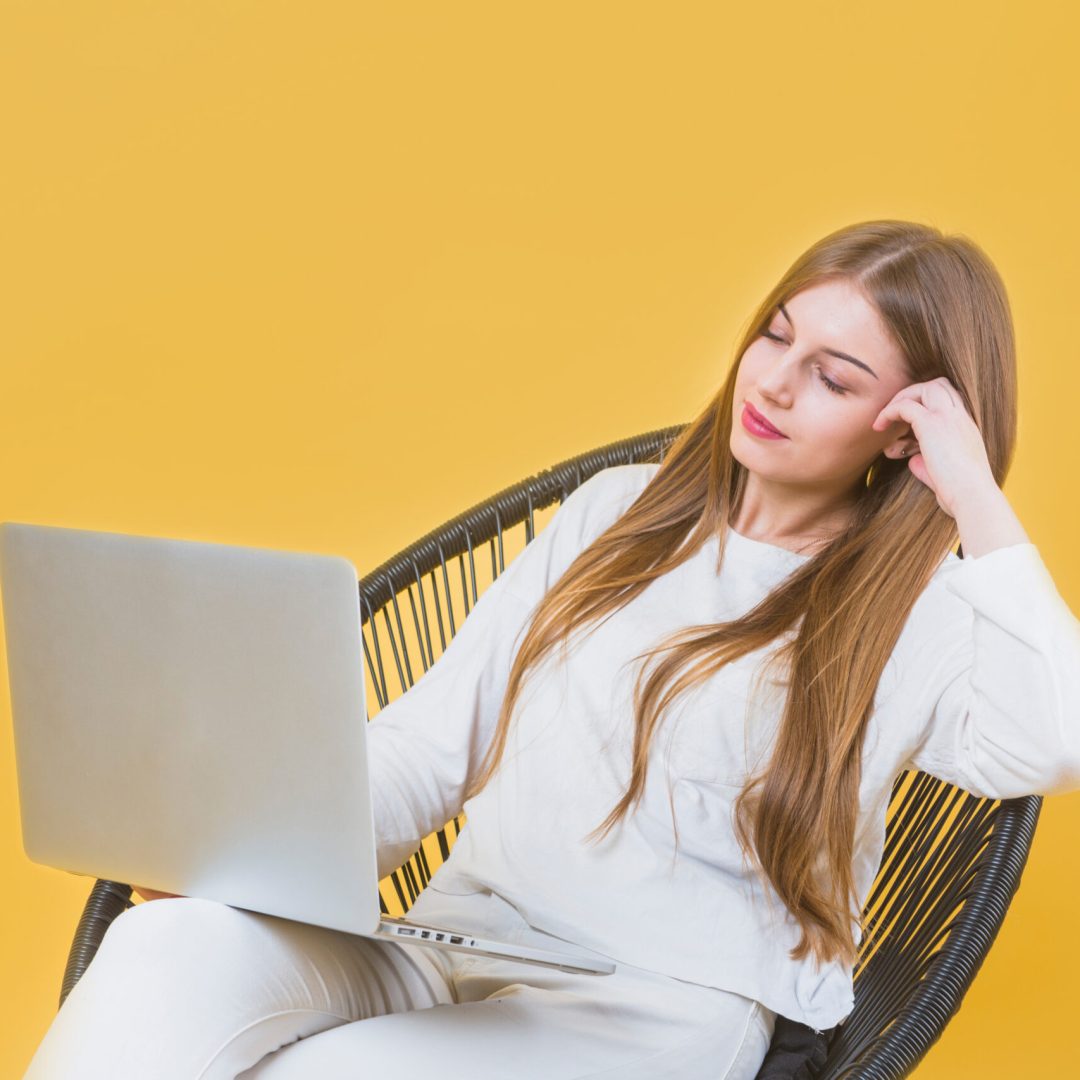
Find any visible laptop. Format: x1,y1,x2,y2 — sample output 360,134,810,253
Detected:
0,521,614,977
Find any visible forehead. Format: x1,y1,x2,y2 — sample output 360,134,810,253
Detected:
782,281,910,384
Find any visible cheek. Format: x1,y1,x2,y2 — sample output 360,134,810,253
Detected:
786,398,871,455
832,408,886,458
734,347,766,393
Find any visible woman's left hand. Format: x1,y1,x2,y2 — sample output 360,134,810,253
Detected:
870,377,997,519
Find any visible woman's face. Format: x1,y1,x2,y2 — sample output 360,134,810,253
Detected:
731,278,918,493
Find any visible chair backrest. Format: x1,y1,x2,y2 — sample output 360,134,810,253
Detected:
355,427,1043,1079
61,427,1042,1080
363,426,681,915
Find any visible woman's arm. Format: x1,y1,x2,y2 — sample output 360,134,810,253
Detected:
367,464,652,879
905,539,1080,799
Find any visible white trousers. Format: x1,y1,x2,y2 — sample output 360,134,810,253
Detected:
24,883,776,1079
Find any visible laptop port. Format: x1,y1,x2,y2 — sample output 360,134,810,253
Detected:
450,935,464,944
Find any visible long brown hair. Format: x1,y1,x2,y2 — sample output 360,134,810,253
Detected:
461,219,1018,968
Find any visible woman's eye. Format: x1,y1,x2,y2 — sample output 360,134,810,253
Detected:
817,368,847,395
760,330,848,395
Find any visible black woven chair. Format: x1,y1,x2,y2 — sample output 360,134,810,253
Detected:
58,426,1042,1079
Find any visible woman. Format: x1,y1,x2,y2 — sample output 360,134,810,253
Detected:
25,219,1080,1079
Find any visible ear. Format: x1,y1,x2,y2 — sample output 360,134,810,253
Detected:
884,437,918,460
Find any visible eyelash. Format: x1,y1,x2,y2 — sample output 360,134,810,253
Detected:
760,331,847,395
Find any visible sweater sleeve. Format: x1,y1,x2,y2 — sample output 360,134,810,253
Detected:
367,464,651,879
904,541,1080,800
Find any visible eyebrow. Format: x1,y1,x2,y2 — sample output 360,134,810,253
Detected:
777,303,879,380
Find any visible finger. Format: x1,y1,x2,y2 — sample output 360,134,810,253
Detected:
915,377,967,413
907,452,930,486
873,396,927,432
931,375,964,402
871,383,932,430
923,380,962,409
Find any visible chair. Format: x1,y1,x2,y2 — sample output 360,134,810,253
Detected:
57,426,1043,1079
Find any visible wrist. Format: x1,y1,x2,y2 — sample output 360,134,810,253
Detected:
953,484,1030,559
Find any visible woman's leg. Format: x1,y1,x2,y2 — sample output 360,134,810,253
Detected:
239,967,773,1080
23,896,455,1080
239,888,776,1080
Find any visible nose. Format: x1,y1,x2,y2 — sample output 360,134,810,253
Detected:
755,356,795,404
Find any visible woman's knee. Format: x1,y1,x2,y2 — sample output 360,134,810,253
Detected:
31,899,357,1080
89,897,454,1023
94,896,276,977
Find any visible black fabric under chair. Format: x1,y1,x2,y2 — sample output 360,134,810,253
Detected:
57,427,1042,1078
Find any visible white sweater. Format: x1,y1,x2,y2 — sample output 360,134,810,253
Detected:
367,462,1080,1031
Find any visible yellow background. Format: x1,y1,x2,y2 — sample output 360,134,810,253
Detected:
2,2,1077,1076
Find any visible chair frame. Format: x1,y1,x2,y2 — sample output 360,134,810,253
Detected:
57,426,1042,1079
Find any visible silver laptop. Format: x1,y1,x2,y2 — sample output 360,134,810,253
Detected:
0,521,614,977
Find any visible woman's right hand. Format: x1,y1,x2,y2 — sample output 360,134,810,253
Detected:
132,886,185,901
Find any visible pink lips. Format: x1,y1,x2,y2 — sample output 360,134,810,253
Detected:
741,402,788,439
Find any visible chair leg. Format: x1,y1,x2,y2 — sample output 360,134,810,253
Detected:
59,880,134,1010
